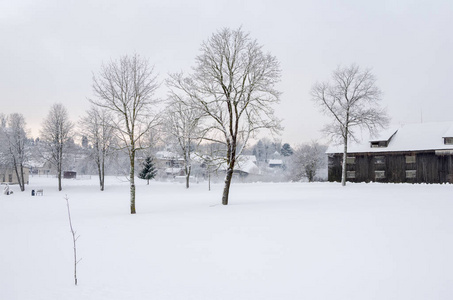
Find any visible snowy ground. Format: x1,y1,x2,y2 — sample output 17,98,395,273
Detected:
1,176,453,300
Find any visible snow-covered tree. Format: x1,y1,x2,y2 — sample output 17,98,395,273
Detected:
40,103,74,191
0,113,29,191
311,64,389,186
288,142,327,182
138,156,157,185
90,54,160,214
164,95,203,189
168,27,282,205
79,106,116,191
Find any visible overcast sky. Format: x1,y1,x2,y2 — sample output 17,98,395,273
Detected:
1,0,452,146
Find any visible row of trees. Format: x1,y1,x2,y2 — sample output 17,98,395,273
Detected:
82,27,283,212
2,27,388,213
0,27,282,214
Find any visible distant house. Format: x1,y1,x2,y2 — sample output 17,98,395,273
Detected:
154,151,183,169
218,155,259,178
152,151,184,177
28,159,53,176
0,167,30,185
236,155,259,176
268,159,283,168
327,122,453,183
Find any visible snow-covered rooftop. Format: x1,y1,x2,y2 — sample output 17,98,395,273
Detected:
327,121,453,154
368,127,398,142
268,159,283,165
155,151,179,159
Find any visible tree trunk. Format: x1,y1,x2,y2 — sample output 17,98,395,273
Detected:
341,134,348,187
13,165,22,191
58,156,62,191
222,167,234,205
97,159,103,191
185,165,191,189
13,159,25,191
19,164,25,191
58,169,62,191
100,158,105,191
130,151,136,214
58,147,63,191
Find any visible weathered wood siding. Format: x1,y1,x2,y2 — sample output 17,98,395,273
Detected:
328,151,453,184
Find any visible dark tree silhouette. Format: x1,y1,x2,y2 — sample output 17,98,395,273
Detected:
138,156,157,185
281,143,293,157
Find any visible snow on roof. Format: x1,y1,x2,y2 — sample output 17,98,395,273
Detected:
327,121,453,154
442,124,453,138
26,159,48,168
155,151,178,159
237,159,259,174
219,155,259,174
239,155,257,163
368,127,398,142
268,159,283,165
165,168,182,174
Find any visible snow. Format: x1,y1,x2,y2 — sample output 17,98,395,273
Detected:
327,121,453,153
368,126,398,143
2,177,453,299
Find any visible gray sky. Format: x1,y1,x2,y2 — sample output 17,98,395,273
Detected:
1,0,452,146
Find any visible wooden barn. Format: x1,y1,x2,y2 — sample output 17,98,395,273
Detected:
327,122,453,184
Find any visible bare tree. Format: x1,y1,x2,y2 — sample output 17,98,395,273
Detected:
0,113,29,191
288,142,327,182
311,64,389,186
168,27,282,205
40,104,74,191
64,195,81,286
90,54,159,214
79,106,115,191
164,95,203,188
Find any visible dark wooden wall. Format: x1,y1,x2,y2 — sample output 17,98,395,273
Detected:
328,151,453,184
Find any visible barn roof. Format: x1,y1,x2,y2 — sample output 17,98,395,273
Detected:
327,121,453,154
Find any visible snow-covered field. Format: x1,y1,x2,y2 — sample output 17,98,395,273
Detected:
1,177,453,300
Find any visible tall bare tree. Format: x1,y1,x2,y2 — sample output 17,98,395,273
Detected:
311,64,389,186
0,113,29,191
40,103,74,191
79,106,115,191
90,54,159,214
168,27,281,205
164,95,203,188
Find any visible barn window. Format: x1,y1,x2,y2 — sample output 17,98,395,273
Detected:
406,170,416,179
405,155,416,164
445,137,453,145
371,141,388,148
346,171,356,179
375,171,385,179
374,156,385,164
346,156,355,164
